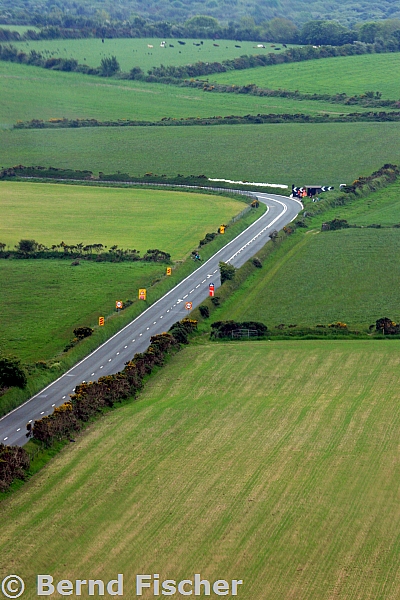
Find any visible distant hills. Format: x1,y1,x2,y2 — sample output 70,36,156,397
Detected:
1,0,400,28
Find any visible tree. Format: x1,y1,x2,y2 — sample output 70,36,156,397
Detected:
300,20,352,46
16,239,37,253
0,356,27,389
100,56,120,77
219,261,236,284
266,18,299,43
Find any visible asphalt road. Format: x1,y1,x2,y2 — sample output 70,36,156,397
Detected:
0,192,301,447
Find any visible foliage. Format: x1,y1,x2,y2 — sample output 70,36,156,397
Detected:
73,326,94,340
210,320,268,338
99,55,120,77
0,356,27,389
29,320,197,446
375,317,400,334
198,305,210,318
321,218,350,231
15,239,38,253
219,261,236,284
0,443,30,492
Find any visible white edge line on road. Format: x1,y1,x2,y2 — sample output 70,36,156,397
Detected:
0,195,299,425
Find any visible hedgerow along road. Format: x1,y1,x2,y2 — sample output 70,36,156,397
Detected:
0,192,301,447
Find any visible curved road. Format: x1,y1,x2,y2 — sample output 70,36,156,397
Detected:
0,193,301,447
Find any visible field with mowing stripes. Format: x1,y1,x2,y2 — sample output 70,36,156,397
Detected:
212,52,400,98
2,340,400,598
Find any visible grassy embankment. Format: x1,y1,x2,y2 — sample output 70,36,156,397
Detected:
2,340,400,599
213,179,400,330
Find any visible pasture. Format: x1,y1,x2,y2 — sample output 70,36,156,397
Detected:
211,52,400,99
0,259,165,363
0,181,242,364
2,340,400,599
215,227,400,329
0,61,372,131
0,181,242,256
11,37,294,72
2,121,400,185
303,179,400,228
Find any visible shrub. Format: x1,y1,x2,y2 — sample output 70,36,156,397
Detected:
252,257,262,268
16,239,37,253
199,305,210,318
73,327,94,340
219,261,236,284
0,356,27,389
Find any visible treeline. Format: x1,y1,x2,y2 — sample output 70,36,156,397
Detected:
0,238,171,263
2,10,400,46
0,164,269,194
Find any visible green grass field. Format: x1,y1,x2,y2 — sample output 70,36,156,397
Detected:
2,340,400,599
0,61,374,130
215,228,400,328
212,52,400,99
2,121,400,186
0,181,242,255
0,259,165,362
12,37,294,72
215,179,400,329
303,179,400,228
0,180,242,363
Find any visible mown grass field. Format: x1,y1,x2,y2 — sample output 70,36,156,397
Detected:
212,52,400,99
0,180,242,364
0,61,374,131
215,227,400,329
2,121,400,185
0,259,165,363
215,179,400,329
0,181,242,255
12,37,294,72
2,340,400,599
303,179,400,228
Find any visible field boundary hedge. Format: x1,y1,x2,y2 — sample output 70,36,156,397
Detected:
1,40,400,105
13,110,400,130
0,319,197,495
